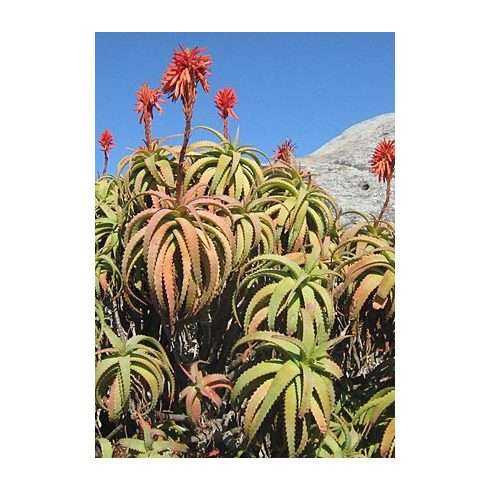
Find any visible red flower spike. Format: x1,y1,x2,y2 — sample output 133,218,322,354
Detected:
161,45,213,199
98,129,115,160
214,87,239,120
135,82,164,124
370,139,395,183
273,139,296,164
161,46,212,103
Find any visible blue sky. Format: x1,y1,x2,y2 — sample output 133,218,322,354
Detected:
95,32,394,175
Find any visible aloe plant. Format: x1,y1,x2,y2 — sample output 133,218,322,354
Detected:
257,161,339,253
118,416,187,458
327,217,396,369
227,195,277,267
354,386,395,457
95,176,125,300
179,361,231,426
317,417,365,458
121,184,235,325
232,308,345,456
95,252,121,299
235,252,337,341
118,146,177,210
183,126,266,201
95,326,174,421
335,245,395,320
95,175,123,255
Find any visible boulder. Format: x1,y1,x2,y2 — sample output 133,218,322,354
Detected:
298,113,395,224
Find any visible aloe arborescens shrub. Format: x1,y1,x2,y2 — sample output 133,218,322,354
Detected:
95,45,395,458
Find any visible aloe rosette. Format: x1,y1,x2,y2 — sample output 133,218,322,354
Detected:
179,361,232,426
95,326,174,421
121,184,235,325
118,416,187,458
257,162,339,253
333,219,395,320
226,195,277,267
232,309,345,456
182,126,266,201
235,251,337,341
118,146,178,211
354,387,395,458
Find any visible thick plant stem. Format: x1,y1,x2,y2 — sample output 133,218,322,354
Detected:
106,424,124,440
223,118,229,140
176,112,192,201
160,320,185,381
376,178,392,225
144,118,152,150
102,155,108,176
107,285,126,343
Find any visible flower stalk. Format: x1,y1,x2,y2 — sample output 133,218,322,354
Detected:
135,82,164,150
98,129,115,176
214,87,238,140
377,177,392,224
370,139,395,225
161,46,212,200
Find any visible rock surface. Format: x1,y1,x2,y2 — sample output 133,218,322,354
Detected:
298,113,395,223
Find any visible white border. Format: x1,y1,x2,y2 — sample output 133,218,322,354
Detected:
2,0,489,487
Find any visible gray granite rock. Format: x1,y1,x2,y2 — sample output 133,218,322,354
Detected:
298,113,395,224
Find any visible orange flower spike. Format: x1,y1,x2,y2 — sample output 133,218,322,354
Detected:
273,139,296,164
135,82,163,149
161,45,212,104
161,45,213,199
214,87,239,120
98,129,115,160
371,139,395,225
98,129,115,176
214,87,238,140
370,139,395,183
135,82,164,124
